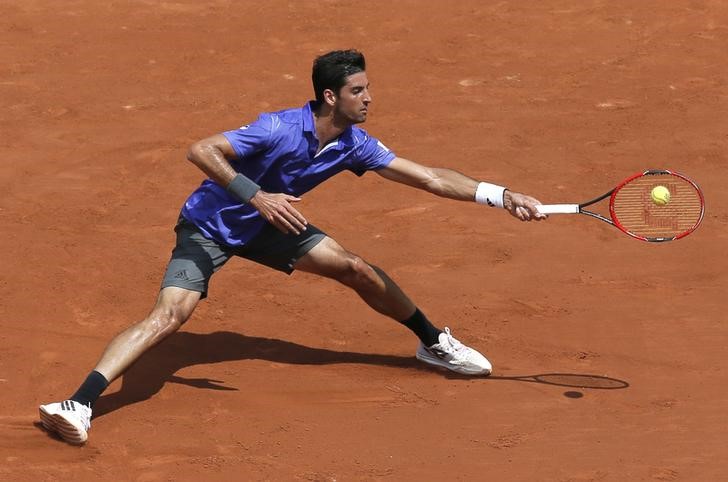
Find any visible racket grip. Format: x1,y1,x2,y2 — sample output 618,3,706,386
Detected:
536,204,580,214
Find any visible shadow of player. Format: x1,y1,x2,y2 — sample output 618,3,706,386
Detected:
93,330,630,420
93,330,423,419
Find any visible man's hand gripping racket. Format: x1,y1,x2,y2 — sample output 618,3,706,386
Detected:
535,169,705,242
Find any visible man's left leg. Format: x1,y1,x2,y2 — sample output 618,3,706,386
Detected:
293,236,491,375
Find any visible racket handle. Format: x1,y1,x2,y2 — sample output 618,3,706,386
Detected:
536,204,580,214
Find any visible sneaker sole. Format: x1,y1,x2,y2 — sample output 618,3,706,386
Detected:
416,351,492,376
38,406,57,433
38,406,88,445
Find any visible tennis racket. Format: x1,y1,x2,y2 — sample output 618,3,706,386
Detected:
535,169,705,242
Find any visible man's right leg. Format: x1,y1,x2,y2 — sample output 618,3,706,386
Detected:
39,286,202,445
294,237,492,376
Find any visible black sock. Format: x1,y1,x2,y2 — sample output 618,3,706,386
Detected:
70,370,109,408
399,308,443,347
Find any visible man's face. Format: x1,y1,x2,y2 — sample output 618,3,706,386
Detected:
332,71,371,124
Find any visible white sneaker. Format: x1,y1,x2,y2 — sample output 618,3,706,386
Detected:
416,327,492,376
39,400,92,445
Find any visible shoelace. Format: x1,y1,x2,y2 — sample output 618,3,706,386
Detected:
442,328,467,355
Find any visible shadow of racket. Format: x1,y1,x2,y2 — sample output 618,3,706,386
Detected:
488,373,629,390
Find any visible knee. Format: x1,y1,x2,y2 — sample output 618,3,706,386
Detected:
143,306,187,342
339,255,380,290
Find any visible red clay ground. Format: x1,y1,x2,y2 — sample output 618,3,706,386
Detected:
2,1,727,480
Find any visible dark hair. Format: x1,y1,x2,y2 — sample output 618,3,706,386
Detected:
312,50,366,103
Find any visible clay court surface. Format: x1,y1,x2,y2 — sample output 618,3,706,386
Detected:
1,1,727,480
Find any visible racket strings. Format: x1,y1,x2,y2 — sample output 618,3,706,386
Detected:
611,174,703,239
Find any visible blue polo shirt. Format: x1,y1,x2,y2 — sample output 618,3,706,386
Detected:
181,101,396,246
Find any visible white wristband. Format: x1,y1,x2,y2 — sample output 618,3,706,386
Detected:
475,182,506,208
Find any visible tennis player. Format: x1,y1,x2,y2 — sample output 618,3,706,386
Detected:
39,49,546,444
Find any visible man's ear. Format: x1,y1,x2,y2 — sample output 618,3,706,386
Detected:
323,88,337,107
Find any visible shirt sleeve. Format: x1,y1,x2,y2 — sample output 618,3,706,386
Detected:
350,135,396,177
222,113,275,160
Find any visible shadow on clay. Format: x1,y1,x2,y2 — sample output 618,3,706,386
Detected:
93,330,630,419
486,373,630,389
93,330,423,419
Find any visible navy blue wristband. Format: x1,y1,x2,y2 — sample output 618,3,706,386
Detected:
227,173,261,203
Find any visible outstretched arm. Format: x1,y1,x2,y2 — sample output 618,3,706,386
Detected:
376,157,546,221
187,134,308,234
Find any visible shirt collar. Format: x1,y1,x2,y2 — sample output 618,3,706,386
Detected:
302,101,317,134
303,100,355,148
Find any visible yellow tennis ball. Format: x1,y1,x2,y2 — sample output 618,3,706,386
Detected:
651,185,671,205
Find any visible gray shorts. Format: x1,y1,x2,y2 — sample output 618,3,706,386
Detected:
161,217,326,298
